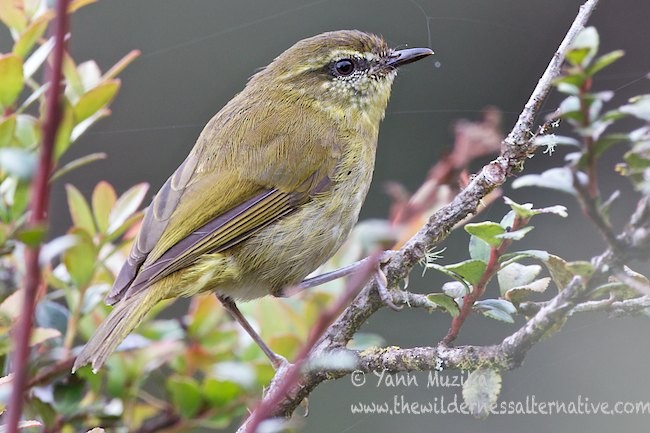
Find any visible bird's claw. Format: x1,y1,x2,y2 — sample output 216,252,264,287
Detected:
374,267,402,311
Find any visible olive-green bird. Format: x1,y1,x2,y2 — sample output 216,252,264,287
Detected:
73,30,432,372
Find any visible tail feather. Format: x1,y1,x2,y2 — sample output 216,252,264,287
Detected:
72,290,160,373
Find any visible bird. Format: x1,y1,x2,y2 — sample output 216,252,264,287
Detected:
72,30,433,373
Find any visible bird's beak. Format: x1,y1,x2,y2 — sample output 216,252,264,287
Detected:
386,47,434,67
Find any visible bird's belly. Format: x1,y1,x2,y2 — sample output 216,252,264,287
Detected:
222,168,373,300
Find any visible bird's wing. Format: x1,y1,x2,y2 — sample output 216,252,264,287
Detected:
106,108,341,305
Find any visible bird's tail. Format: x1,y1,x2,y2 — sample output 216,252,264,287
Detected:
72,289,160,373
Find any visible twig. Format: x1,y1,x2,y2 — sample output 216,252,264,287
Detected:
237,0,602,426
5,1,70,432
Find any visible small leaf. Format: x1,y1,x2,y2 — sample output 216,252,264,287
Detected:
499,249,550,267
0,54,24,109
62,229,97,287
0,148,36,179
15,224,46,247
68,0,98,13
587,50,625,76
496,226,534,241
66,184,96,234
620,95,650,122
442,259,487,286
441,281,468,298
12,12,53,58
566,26,599,67
505,277,551,303
92,181,117,234
70,108,110,142
14,114,40,147
23,36,54,79
167,376,203,419
464,222,505,247
0,114,16,148
426,293,460,317
53,380,84,416
202,378,242,406
497,263,542,295
512,167,579,196
468,235,490,262
50,152,107,183
0,0,27,32
108,183,149,234
54,103,75,159
462,369,502,418
543,255,573,290
103,49,141,80
35,300,69,335
73,79,121,123
474,299,516,323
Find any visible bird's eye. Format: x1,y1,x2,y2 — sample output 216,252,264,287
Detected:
333,59,355,77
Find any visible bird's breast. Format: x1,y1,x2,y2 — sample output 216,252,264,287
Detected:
225,136,377,300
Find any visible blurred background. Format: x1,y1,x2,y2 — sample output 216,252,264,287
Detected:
5,0,650,431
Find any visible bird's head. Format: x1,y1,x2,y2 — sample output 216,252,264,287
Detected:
250,30,433,124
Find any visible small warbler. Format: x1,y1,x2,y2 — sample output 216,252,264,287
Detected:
73,30,432,372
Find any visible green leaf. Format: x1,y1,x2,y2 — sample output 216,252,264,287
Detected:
426,293,460,317
0,115,16,147
73,79,121,123
441,281,468,298
15,224,46,247
62,229,97,288
587,50,625,76
65,184,96,234
462,368,502,418
464,222,505,247
512,167,579,196
167,376,203,418
566,26,599,67
474,299,517,323
63,53,84,102
202,378,242,406
497,263,542,295
54,102,75,159
53,380,84,416
0,54,24,109
108,183,149,234
50,152,107,182
441,259,487,286
504,277,551,303
92,181,117,234
12,12,53,58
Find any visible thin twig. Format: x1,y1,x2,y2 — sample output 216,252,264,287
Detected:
5,1,70,432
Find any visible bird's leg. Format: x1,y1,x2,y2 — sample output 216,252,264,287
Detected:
285,250,402,310
287,251,396,295
216,295,288,370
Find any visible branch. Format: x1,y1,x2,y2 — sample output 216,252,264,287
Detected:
5,1,70,431
237,0,602,428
